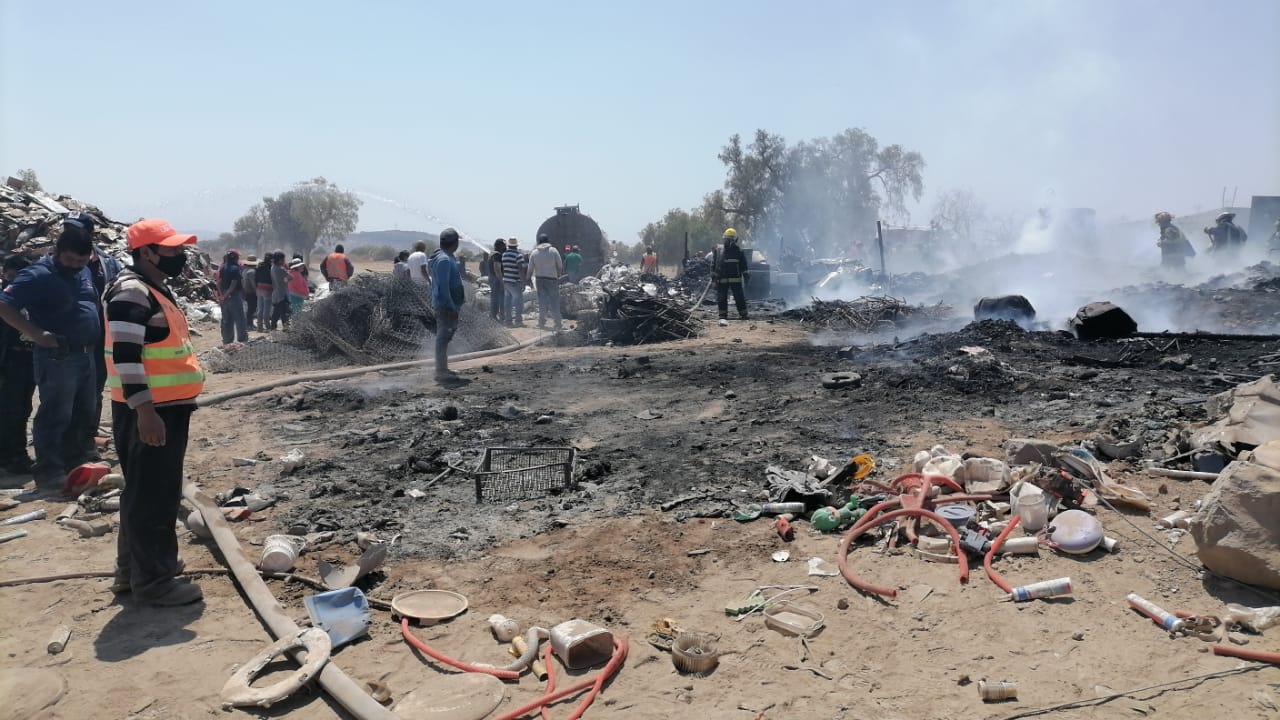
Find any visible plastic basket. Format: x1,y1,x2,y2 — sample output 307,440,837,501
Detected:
474,447,577,503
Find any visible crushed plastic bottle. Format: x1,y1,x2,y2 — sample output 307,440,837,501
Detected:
1225,604,1280,633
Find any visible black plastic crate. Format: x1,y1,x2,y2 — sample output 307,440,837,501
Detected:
474,446,577,502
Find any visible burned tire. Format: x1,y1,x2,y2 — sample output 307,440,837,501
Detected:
821,372,862,390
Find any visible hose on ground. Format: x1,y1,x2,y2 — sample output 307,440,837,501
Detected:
199,335,545,407
540,642,557,720
984,515,1022,594
1212,644,1280,664
838,507,969,599
492,636,629,720
400,618,523,680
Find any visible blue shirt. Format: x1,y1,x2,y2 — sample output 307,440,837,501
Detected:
428,249,464,312
0,255,102,346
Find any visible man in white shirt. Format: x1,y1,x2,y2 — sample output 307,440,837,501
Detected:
406,241,430,287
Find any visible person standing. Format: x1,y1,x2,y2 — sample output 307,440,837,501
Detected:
104,218,205,605
488,239,507,322
241,255,259,328
392,251,411,283
321,244,354,291
217,250,249,345
268,252,291,330
407,241,431,288
640,246,660,274
501,237,528,327
0,229,101,492
76,214,122,464
1204,212,1248,258
287,258,310,314
565,245,583,283
1155,212,1195,271
0,256,36,477
714,228,749,323
528,234,564,330
429,228,466,383
253,255,274,331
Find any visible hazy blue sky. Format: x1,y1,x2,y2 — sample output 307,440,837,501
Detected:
3,0,1277,243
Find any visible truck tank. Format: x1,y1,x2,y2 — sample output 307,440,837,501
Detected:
535,205,607,276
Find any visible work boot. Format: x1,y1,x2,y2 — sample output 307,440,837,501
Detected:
112,559,186,594
141,579,203,606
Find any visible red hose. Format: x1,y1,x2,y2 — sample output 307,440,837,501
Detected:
540,642,556,720
493,637,629,720
983,515,1021,593
400,618,521,680
838,507,969,599
893,473,965,494
1212,644,1280,664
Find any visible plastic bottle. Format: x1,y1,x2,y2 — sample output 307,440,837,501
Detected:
978,680,1018,701
0,509,46,526
488,614,520,643
760,502,806,515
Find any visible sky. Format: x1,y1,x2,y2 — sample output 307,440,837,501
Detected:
2,0,1278,243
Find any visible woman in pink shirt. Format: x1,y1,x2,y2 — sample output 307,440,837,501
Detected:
287,259,310,314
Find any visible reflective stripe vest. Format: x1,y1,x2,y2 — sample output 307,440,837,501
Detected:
104,284,205,404
323,253,350,281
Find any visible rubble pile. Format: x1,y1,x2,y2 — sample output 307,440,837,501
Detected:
579,288,702,345
1,178,217,302
782,296,956,333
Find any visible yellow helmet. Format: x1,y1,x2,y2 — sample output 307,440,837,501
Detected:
722,228,738,240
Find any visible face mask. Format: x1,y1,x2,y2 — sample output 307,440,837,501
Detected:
155,252,187,278
55,260,82,277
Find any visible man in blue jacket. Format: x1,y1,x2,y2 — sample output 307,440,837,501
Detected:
0,229,101,493
429,228,467,384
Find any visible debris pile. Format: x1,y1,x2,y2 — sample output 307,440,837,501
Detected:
782,296,955,333
587,288,703,345
1,178,217,302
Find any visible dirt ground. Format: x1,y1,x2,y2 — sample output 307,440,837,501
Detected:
2,295,1280,720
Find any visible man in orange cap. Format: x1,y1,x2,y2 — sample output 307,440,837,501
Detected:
103,219,206,606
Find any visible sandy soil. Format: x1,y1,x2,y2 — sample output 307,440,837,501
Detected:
1,306,1279,720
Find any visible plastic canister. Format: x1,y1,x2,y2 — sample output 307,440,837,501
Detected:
1048,509,1103,554
260,535,306,572
1000,536,1040,555
978,680,1018,701
488,614,520,642
1011,485,1050,532
938,504,977,528
549,620,614,669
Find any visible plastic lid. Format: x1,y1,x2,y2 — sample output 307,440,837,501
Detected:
938,504,977,527
1048,509,1103,554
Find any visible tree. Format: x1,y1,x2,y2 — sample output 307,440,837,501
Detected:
232,202,273,255
15,168,42,191
716,128,925,258
930,188,987,253
263,194,307,257
288,177,361,259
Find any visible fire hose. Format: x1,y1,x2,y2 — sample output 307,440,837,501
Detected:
838,507,969,599
492,637,629,720
983,514,1022,593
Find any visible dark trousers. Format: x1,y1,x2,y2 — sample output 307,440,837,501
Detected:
31,348,96,484
717,281,748,319
113,402,193,597
269,299,291,330
488,276,506,321
0,351,35,461
435,309,459,373
245,292,257,327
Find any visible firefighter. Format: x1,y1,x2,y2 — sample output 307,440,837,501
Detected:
1204,212,1248,257
715,228,748,324
1154,212,1195,270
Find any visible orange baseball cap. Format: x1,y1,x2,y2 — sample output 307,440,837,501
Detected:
125,218,198,250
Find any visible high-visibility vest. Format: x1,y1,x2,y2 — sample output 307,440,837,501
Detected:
105,283,205,404
323,253,350,281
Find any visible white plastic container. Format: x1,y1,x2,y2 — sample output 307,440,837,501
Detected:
1011,485,1050,532
488,614,520,643
260,535,306,572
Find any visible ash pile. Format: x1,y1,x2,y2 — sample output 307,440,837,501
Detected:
567,263,703,345
1,177,216,303
783,296,956,333
205,274,515,372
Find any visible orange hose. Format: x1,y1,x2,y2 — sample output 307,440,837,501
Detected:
493,637,629,720
400,618,521,680
540,642,557,720
984,515,1022,593
838,507,969,599
1212,644,1280,664
892,473,965,494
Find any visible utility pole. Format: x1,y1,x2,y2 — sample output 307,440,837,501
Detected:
876,220,890,294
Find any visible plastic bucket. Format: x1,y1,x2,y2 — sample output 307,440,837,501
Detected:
260,535,306,572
